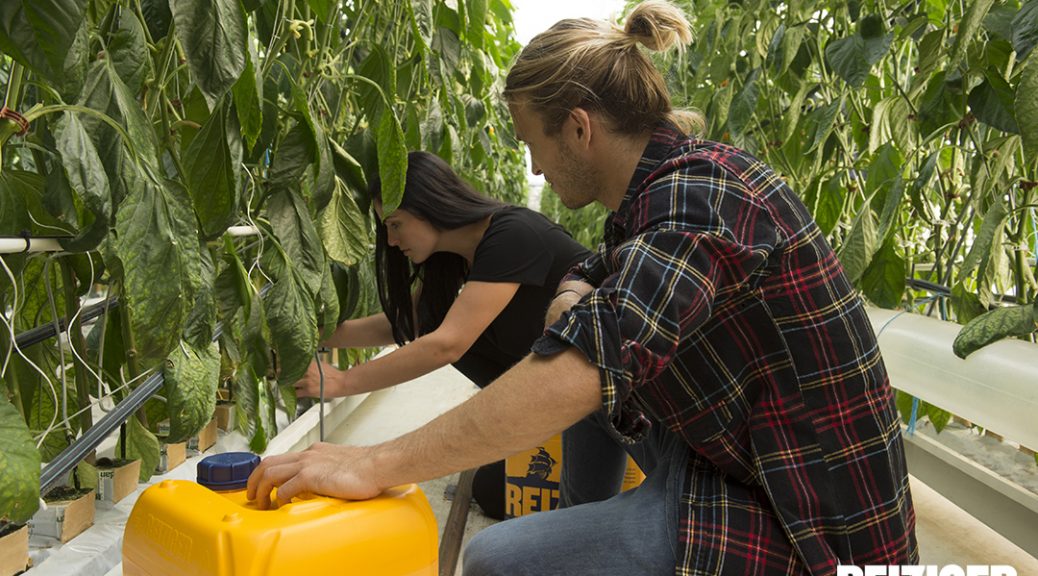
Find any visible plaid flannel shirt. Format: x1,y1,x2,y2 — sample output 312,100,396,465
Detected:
532,125,917,575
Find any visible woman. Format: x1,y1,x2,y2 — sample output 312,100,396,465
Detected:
293,150,596,518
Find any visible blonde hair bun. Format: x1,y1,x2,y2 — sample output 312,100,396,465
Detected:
622,0,693,52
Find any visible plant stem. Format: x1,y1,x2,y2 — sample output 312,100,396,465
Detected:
59,258,95,461
3,63,24,110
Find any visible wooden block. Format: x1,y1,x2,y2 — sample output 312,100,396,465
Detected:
0,525,29,576
155,442,187,474
215,401,236,432
96,459,141,505
190,418,218,453
30,488,96,544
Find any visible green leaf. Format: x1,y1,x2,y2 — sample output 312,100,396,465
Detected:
376,111,409,214
953,303,1038,358
887,97,917,155
113,179,202,364
807,96,843,153
317,261,340,340
951,281,987,324
0,170,69,237
466,0,487,49
116,414,160,482
183,241,216,349
405,103,423,151
268,190,324,298
709,82,735,137
330,262,361,323
950,0,997,70
106,4,152,95
0,0,87,92
184,99,243,239
261,242,318,387
814,175,846,237
838,207,878,284
233,363,271,452
960,200,1009,278
894,390,915,425
161,341,220,443
1012,0,1038,59
0,394,41,524
927,405,951,433
268,120,316,189
140,0,172,41
307,0,334,21
54,112,112,251
1018,60,1038,161
76,60,153,207
320,180,373,267
171,0,248,110
431,27,462,82
358,45,395,122
824,16,892,87
781,81,810,142
728,69,760,135
330,139,369,196
861,236,905,308
968,72,1019,133
214,244,253,324
232,45,263,152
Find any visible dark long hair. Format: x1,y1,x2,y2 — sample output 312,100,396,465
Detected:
372,151,508,345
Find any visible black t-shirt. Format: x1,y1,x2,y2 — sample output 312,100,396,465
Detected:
451,206,591,388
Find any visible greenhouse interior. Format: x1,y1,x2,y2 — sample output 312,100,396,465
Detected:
1,0,1036,575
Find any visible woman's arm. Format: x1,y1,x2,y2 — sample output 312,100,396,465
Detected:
321,313,396,349
296,281,519,398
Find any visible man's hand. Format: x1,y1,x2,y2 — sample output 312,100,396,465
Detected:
545,280,594,327
294,360,348,398
246,442,382,508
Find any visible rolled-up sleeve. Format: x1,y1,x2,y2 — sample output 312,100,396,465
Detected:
559,245,609,286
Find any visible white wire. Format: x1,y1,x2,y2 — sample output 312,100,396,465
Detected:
242,164,274,287
31,366,156,443
25,211,74,236
0,255,62,449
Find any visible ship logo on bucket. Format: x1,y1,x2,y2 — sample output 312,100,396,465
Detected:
505,437,563,518
525,447,557,480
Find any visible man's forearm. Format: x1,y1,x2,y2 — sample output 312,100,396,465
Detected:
369,347,601,489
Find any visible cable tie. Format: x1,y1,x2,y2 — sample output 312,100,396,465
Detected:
0,106,30,136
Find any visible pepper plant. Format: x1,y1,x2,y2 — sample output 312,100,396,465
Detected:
660,0,1038,431
542,0,1038,435
0,0,527,525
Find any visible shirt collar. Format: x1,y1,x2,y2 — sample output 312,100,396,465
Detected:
605,122,687,244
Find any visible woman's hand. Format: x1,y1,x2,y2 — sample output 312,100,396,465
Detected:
545,280,594,327
293,359,349,398
246,442,382,508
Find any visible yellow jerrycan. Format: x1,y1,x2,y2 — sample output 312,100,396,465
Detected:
123,452,438,576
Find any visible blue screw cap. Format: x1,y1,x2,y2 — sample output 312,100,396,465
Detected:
197,452,260,491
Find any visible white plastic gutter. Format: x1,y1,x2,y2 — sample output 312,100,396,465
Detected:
866,307,1038,450
867,306,1038,556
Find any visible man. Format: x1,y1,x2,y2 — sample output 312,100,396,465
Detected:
248,2,917,573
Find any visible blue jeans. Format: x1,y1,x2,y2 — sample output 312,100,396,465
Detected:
462,411,687,575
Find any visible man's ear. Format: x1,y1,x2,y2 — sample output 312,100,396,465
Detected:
567,107,594,150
